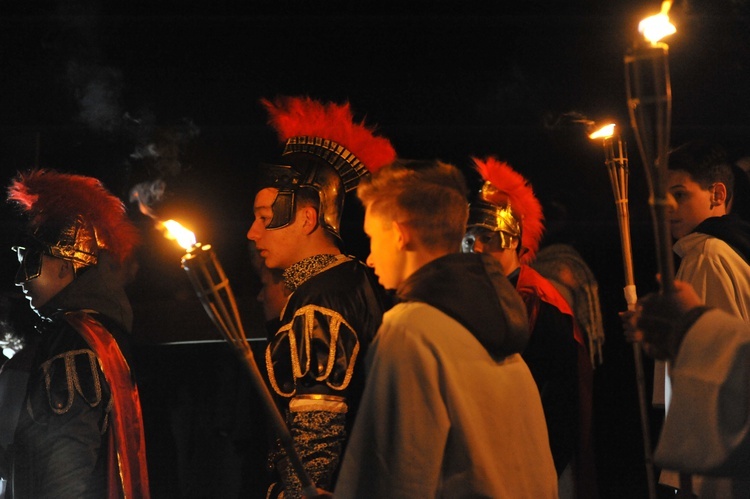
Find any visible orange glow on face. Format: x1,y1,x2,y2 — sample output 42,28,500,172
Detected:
160,219,197,250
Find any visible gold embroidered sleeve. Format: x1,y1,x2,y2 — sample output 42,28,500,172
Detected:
266,304,360,398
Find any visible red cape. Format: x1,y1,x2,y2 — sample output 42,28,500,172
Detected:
65,311,150,499
517,265,598,499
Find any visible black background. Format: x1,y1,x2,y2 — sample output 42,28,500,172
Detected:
1,0,750,497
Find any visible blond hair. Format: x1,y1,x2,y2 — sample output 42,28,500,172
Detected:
357,159,469,251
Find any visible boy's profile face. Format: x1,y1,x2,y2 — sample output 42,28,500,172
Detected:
363,206,406,290
667,170,721,240
16,253,73,312
247,187,306,270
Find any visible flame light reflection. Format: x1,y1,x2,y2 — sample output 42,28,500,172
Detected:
638,1,676,45
160,219,197,250
589,123,616,140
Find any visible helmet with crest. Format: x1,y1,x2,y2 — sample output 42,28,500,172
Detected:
7,169,140,283
258,96,396,240
465,157,544,264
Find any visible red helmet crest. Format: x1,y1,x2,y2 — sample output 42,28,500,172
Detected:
259,96,396,238
471,157,544,263
8,169,140,267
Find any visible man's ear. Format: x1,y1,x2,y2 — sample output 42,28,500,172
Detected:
392,220,410,251
712,182,727,207
299,205,320,234
58,259,75,279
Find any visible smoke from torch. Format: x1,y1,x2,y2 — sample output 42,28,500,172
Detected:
129,179,167,220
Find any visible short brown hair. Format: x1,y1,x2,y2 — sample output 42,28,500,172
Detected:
357,159,469,251
669,140,734,205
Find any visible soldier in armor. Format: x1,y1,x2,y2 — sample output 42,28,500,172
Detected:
0,169,149,498
461,157,597,499
246,96,395,498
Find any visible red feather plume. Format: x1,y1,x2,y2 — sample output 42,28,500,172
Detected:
7,169,140,264
261,96,396,174
472,156,545,263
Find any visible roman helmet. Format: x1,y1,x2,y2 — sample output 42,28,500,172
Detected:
258,96,396,240
7,169,140,283
464,157,544,264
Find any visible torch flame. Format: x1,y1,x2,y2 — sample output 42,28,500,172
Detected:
589,123,616,140
639,1,676,45
160,219,197,250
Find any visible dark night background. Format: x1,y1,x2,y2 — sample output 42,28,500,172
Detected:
1,0,750,497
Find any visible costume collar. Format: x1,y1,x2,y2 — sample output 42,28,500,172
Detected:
673,231,709,258
283,253,340,291
689,214,750,264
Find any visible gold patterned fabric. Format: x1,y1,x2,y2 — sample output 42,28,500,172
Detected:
264,255,387,498
273,408,346,498
282,254,339,292
266,304,359,398
36,349,105,417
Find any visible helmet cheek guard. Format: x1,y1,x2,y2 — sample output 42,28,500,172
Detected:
13,245,43,283
267,190,296,230
258,155,346,239
257,163,301,230
10,218,99,284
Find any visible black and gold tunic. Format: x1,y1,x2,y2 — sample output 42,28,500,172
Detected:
265,254,388,498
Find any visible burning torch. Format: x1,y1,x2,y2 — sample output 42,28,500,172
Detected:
624,1,677,293
588,124,656,499
624,1,680,495
160,219,318,497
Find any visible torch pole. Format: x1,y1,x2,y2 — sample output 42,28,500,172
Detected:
180,244,318,497
601,135,658,499
625,43,676,293
625,34,678,498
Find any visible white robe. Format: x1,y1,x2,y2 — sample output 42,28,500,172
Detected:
658,233,750,495
674,233,750,321
656,309,750,497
